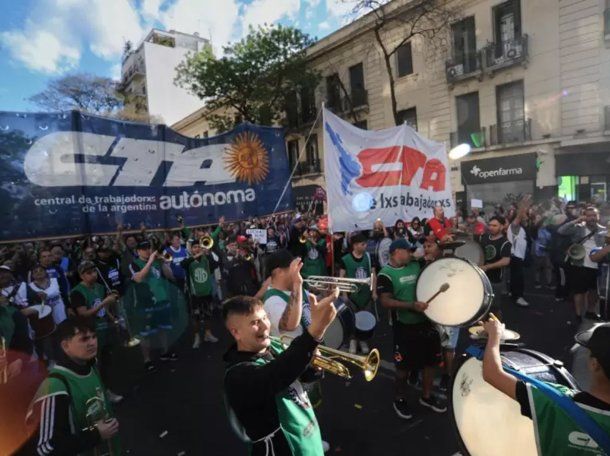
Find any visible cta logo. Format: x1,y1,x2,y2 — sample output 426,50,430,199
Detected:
470,164,523,179
568,431,599,450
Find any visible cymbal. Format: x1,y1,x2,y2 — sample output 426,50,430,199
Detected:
439,240,466,250
468,326,521,341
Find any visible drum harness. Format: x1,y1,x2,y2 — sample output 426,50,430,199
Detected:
466,345,610,454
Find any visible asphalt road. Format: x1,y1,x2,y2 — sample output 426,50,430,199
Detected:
107,282,599,456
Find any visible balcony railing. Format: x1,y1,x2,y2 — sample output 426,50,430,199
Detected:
484,34,529,73
345,89,368,110
121,63,145,86
445,52,482,83
489,118,532,145
291,159,322,177
450,128,487,148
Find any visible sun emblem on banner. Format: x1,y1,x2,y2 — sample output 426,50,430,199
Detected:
224,132,270,185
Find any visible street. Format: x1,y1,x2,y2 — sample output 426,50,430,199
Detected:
107,282,591,456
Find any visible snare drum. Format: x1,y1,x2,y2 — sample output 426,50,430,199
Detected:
454,239,484,266
416,257,493,327
452,347,578,456
27,304,56,339
323,302,355,349
354,311,376,340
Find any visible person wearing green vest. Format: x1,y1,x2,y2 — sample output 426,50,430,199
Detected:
300,227,327,279
23,318,121,455
129,240,176,373
223,294,336,456
377,238,446,420
181,241,219,349
482,319,610,455
339,233,377,355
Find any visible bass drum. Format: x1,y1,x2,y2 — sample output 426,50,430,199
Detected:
323,301,355,349
452,347,578,456
416,257,493,327
453,238,484,266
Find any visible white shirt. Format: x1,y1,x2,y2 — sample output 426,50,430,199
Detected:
583,230,599,270
263,288,303,339
507,225,527,260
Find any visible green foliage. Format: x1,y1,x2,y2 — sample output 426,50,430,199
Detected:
175,24,320,132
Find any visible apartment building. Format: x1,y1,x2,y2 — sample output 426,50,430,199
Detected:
120,29,211,125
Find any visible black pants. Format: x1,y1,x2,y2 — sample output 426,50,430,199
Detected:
554,263,569,299
510,256,525,300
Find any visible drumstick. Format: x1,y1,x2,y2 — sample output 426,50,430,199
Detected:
426,283,450,304
489,312,501,323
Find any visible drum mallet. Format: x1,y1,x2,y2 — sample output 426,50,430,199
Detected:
426,283,450,304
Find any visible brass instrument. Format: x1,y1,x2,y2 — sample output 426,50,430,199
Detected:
303,275,373,293
83,395,116,455
1,336,7,384
199,236,214,249
274,335,380,382
105,291,140,348
299,234,308,244
162,251,173,262
566,243,586,262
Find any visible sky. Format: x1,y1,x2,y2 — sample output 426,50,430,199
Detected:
0,0,359,112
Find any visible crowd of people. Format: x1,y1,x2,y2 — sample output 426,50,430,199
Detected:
1,195,610,455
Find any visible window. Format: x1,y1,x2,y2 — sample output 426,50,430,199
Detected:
305,134,321,174
396,42,413,77
326,74,342,112
452,17,477,73
285,91,299,127
349,63,367,107
353,120,368,130
203,131,209,138
496,80,525,143
456,92,481,147
287,139,300,172
493,0,521,55
397,107,417,131
300,87,316,124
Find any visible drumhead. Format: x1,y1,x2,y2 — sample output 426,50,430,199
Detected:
323,303,355,349
454,240,484,266
355,311,376,331
417,258,489,326
30,304,52,319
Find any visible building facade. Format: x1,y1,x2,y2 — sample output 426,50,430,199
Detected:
120,29,211,125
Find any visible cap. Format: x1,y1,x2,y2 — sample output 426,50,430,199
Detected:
77,260,96,275
265,250,295,277
575,323,610,378
136,240,151,250
389,238,416,253
237,235,248,244
0,264,13,273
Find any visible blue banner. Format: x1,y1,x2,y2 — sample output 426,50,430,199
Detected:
0,111,293,242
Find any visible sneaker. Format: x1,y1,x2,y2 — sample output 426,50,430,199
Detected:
160,352,178,362
515,297,530,307
192,333,201,349
204,333,219,343
439,374,450,393
349,339,357,355
322,440,330,453
106,390,124,404
144,361,157,373
393,399,413,420
358,340,370,354
407,370,420,387
419,395,447,413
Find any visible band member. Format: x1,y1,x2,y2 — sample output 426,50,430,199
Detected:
378,239,446,419
95,246,124,296
340,233,377,354
129,240,177,372
479,216,511,316
181,241,219,348
223,294,336,456
22,318,121,456
165,233,189,292
301,227,327,279
558,207,605,321
426,204,453,243
482,320,610,455
288,214,307,257
37,248,71,306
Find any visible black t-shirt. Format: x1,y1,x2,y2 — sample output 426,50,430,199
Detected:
515,380,610,418
95,255,123,294
479,234,511,283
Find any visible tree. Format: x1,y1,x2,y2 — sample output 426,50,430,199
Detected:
345,0,458,125
28,73,123,114
175,24,321,132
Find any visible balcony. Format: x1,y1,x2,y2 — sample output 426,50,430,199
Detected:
121,63,145,87
445,52,482,84
348,89,368,109
489,118,532,145
484,34,529,74
450,128,487,148
291,159,322,178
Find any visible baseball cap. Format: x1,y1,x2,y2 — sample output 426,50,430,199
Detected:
136,240,151,250
77,260,96,275
389,238,416,253
265,250,295,277
0,264,13,273
575,323,610,378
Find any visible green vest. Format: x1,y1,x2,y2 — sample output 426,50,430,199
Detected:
226,339,323,456
188,257,212,297
30,365,121,456
301,240,326,278
133,257,169,303
71,282,109,334
528,383,610,455
341,253,372,309
0,304,17,345
378,262,425,324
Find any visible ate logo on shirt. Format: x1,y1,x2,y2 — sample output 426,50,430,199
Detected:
355,267,368,279
308,248,319,260
484,245,497,262
567,431,599,450
193,268,208,283
151,266,161,279
399,274,417,284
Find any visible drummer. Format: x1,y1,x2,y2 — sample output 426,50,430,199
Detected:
378,238,446,420
482,319,610,454
479,216,511,317
339,233,377,355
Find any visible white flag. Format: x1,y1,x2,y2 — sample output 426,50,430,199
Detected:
322,108,454,232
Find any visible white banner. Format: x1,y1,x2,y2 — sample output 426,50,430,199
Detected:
246,228,267,244
323,108,454,232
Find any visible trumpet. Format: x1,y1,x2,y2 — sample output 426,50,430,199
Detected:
1,336,7,384
273,335,380,381
161,251,173,262
299,234,308,244
199,236,214,249
105,291,140,348
303,275,373,293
